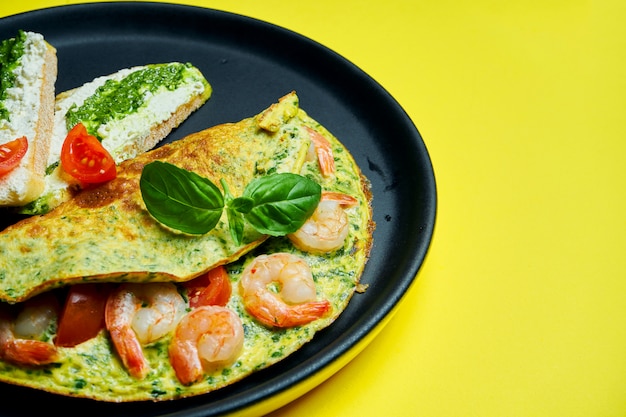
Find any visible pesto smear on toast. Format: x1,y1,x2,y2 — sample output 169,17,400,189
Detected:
65,63,203,140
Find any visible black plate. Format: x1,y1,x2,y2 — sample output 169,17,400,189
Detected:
0,2,436,416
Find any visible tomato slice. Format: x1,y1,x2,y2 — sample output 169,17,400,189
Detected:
0,136,28,177
61,123,116,184
55,284,111,347
183,266,232,308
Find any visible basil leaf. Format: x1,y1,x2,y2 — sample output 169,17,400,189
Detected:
220,179,246,244
226,206,245,245
230,197,254,214
243,173,321,236
140,161,224,235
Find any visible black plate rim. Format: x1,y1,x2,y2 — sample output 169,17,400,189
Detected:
0,2,437,416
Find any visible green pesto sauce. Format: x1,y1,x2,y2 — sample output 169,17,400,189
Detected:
65,63,196,139
0,30,27,121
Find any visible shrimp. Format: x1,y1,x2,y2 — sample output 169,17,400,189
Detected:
105,282,186,379
305,126,335,177
0,294,59,366
288,191,358,254
169,305,244,385
240,253,331,328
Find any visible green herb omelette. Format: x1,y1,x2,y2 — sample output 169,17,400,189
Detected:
0,92,374,401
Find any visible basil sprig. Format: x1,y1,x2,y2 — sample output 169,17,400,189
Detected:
140,161,321,245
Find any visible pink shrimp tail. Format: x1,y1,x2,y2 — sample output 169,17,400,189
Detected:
169,339,203,386
321,191,358,207
2,339,58,366
108,326,149,379
0,307,58,366
305,126,335,177
280,300,331,327
252,299,332,328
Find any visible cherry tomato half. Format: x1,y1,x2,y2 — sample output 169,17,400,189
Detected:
183,266,232,308
55,284,111,348
0,136,28,177
60,123,116,184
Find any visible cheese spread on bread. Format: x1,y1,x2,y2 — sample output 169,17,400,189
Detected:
0,31,57,206
20,63,211,215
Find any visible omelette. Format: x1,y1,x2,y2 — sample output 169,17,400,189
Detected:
0,92,373,401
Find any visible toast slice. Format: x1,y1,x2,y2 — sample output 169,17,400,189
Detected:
20,63,212,214
0,31,57,206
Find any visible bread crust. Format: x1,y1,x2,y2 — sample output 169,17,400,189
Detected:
0,39,57,206
29,42,58,198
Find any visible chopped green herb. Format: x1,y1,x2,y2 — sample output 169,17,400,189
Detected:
0,30,27,121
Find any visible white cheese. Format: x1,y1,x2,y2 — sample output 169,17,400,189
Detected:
0,31,49,204
0,32,47,145
98,77,204,161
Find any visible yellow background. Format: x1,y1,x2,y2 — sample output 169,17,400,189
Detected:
2,1,625,416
